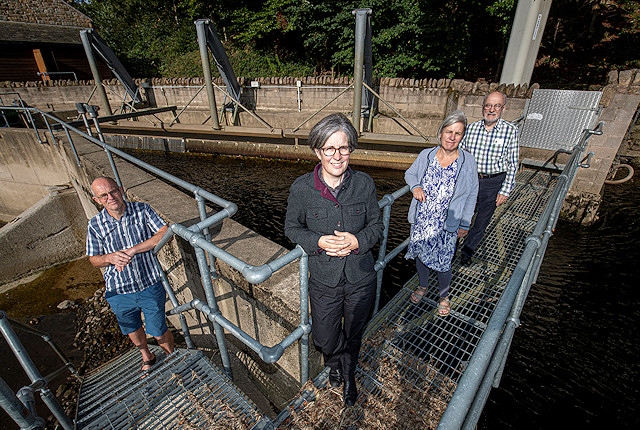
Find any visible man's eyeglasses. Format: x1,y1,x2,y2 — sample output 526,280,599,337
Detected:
321,146,351,156
483,103,504,110
95,189,121,202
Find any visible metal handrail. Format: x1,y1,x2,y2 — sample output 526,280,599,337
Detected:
0,105,332,426
0,311,74,430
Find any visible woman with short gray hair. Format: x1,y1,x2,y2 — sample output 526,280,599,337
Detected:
404,110,479,316
285,113,383,406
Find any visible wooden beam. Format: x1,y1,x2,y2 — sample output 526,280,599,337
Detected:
32,49,50,82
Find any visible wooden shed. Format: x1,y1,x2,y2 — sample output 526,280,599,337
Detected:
0,0,111,82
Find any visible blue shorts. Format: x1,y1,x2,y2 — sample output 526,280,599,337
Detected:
105,282,168,337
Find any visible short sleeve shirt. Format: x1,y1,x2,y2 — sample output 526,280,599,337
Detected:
86,201,166,294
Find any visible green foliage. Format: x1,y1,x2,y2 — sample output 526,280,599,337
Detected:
72,0,638,87
486,0,516,35
533,0,640,88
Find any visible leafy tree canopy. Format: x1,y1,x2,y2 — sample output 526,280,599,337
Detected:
71,0,639,88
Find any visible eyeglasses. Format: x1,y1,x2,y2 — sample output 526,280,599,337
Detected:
483,103,504,110
95,189,121,202
321,146,352,156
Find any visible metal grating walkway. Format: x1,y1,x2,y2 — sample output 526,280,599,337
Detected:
76,346,273,429
276,167,560,427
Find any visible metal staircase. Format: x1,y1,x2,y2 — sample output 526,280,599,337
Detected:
76,345,273,429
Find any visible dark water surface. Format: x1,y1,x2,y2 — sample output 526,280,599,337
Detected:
130,150,639,428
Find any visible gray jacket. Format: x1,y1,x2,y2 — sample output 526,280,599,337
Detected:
285,165,383,287
405,146,479,232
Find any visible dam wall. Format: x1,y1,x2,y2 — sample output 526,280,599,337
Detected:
3,76,531,135
0,127,320,408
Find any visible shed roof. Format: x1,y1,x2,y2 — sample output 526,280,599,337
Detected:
0,21,85,45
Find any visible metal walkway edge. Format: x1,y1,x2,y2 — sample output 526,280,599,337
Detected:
75,345,274,429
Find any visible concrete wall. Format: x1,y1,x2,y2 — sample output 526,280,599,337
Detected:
0,126,321,408
0,186,87,284
0,128,71,219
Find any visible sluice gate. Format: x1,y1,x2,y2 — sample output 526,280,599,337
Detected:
0,91,610,429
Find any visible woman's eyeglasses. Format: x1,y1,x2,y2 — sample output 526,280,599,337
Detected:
321,146,351,156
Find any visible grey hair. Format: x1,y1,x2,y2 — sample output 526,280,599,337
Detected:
307,113,358,152
482,91,507,106
437,110,468,139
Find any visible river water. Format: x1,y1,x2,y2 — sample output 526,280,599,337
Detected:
125,151,640,428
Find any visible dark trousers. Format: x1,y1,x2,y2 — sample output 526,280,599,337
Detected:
308,272,376,380
462,173,506,257
416,259,452,299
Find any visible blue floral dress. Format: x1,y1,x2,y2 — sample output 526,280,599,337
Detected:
406,157,459,272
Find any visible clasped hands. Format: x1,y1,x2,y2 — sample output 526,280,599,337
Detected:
109,248,136,272
319,230,359,257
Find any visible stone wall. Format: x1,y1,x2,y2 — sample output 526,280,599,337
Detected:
0,0,91,27
0,75,538,136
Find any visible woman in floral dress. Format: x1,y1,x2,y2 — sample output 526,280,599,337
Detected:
404,111,479,316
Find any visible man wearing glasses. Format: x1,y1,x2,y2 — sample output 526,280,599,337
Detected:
459,92,519,266
86,177,174,373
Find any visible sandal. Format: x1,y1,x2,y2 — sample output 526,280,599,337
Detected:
140,354,156,373
410,286,428,304
438,298,451,316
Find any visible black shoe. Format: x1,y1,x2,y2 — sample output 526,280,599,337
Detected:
328,368,343,388
343,379,358,406
460,254,472,267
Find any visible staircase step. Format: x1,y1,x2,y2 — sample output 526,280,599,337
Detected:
76,346,273,429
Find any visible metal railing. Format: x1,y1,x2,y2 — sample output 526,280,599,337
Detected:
0,104,417,428
1,104,600,429
0,311,76,430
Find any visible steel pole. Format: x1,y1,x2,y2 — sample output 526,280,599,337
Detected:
352,9,370,134
195,19,221,130
80,29,113,116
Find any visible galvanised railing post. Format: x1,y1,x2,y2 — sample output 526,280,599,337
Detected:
0,311,74,430
75,103,93,137
195,192,218,279
298,249,310,383
374,198,392,315
85,105,105,143
22,106,43,144
40,112,57,146
194,240,233,379
62,126,82,167
374,185,411,314
0,378,45,430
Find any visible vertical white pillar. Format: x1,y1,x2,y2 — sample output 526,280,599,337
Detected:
500,0,553,86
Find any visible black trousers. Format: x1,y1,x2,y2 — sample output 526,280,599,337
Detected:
462,172,506,257
308,271,376,380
